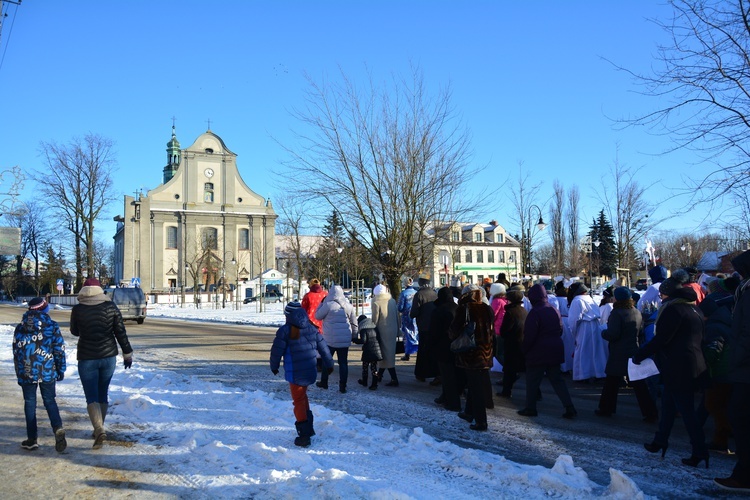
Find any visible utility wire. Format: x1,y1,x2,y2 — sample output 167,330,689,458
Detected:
0,0,22,74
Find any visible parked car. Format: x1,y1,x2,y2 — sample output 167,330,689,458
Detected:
103,287,148,324
635,278,650,291
243,291,284,304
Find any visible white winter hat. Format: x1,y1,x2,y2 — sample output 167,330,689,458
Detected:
489,283,506,296
373,284,387,296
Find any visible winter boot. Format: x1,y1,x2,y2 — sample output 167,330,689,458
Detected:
339,381,347,394
358,369,368,387
307,410,316,437
294,421,311,447
54,427,67,453
562,406,578,419
369,377,378,390
100,403,109,423
87,403,106,449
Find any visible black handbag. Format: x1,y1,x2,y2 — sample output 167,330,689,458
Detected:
451,307,477,353
395,335,405,354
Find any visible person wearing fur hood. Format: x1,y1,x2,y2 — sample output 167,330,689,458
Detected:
314,285,357,393
449,284,495,431
371,284,400,387
70,278,133,449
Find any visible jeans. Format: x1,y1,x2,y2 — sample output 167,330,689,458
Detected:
22,382,62,440
78,356,116,405
320,347,349,386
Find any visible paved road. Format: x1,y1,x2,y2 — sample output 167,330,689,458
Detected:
0,305,738,498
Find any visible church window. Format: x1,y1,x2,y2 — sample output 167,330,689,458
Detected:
204,182,214,203
166,227,177,249
239,229,249,250
202,228,218,250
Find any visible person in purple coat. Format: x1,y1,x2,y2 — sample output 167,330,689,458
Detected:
517,284,577,419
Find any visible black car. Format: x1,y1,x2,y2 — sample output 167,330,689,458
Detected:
635,279,649,291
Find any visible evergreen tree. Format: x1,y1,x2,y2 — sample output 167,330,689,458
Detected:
590,210,617,278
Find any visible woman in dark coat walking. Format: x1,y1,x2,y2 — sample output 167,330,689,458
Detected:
449,284,494,431
634,277,709,468
431,287,462,411
518,284,576,418
498,288,527,398
596,287,658,421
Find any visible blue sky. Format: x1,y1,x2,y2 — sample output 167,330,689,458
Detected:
0,1,717,245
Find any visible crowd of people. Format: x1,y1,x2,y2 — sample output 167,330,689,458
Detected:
272,249,750,493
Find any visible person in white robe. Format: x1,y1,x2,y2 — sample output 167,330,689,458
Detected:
568,283,607,381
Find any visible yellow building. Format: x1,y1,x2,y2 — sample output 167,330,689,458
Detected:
113,127,276,293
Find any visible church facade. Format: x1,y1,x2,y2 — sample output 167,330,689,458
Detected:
113,127,277,293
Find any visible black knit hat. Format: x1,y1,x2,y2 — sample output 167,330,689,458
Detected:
659,277,681,297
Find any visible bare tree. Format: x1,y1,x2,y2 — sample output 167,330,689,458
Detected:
549,180,566,275
7,201,55,295
280,66,481,297
615,0,750,212
275,194,313,288
37,133,117,289
598,156,660,276
509,163,546,276
566,185,581,276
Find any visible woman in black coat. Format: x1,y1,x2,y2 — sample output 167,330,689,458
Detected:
498,288,527,398
431,287,462,411
633,278,709,468
596,287,658,421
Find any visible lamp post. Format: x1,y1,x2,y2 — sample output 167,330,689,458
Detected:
580,235,601,294
336,247,344,287
524,205,548,278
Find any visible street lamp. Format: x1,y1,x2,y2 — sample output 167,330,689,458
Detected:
580,235,601,294
524,205,547,277
336,247,344,287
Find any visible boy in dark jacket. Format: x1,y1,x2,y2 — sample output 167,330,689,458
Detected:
355,315,383,390
270,301,334,447
13,297,67,452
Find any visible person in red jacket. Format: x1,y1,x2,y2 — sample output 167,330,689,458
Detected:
301,278,327,332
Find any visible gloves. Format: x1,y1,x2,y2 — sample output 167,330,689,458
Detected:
272,369,279,375
56,372,64,382
327,367,334,375
124,353,133,369
631,356,642,365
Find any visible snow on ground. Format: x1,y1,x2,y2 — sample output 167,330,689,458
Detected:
0,301,648,499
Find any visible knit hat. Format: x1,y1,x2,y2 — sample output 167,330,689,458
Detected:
28,297,48,311
721,276,740,294
542,279,554,291
658,277,681,297
671,269,690,284
83,277,101,287
648,265,668,284
309,278,320,286
284,300,302,316
373,284,387,296
698,297,718,317
705,276,721,294
576,282,589,294
489,283,506,296
507,288,524,303
614,286,632,301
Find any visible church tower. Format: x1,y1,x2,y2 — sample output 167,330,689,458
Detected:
163,125,181,184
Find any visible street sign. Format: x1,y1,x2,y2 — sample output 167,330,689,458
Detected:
130,277,141,287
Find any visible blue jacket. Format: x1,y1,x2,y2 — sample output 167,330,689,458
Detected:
270,307,334,386
13,310,66,384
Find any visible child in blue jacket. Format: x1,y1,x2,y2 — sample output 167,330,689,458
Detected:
270,301,334,447
13,297,67,452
